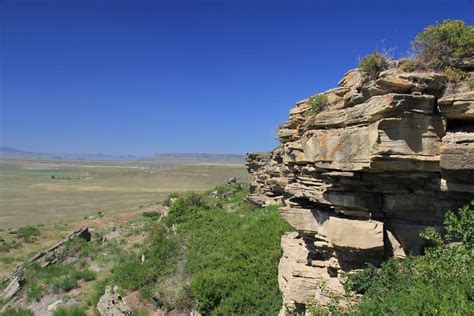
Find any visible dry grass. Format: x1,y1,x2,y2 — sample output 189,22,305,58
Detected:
0,158,249,229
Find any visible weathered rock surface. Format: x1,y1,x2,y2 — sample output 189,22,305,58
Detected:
97,286,133,316
0,228,91,312
246,64,474,314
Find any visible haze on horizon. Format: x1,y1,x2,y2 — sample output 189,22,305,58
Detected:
1,0,473,156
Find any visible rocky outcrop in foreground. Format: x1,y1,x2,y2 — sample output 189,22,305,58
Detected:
246,62,474,313
97,286,133,316
0,228,91,312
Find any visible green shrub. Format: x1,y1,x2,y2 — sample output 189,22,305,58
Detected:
164,192,210,227
358,51,388,79
23,263,95,295
78,240,102,259
52,306,86,316
87,278,109,307
16,225,40,243
412,19,474,70
0,308,34,316
181,203,291,314
0,256,15,264
62,238,88,258
468,78,474,89
399,58,422,72
307,94,329,115
52,275,78,293
111,256,151,290
112,225,179,290
444,201,474,243
73,268,96,282
142,211,161,220
0,241,10,252
344,201,474,315
26,283,43,302
444,67,467,82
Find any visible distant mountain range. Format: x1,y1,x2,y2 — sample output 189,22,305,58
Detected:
0,146,139,161
152,153,245,164
0,147,245,164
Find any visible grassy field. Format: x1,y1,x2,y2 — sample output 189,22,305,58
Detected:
0,158,249,229
0,182,292,315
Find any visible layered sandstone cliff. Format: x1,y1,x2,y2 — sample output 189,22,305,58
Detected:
246,61,474,313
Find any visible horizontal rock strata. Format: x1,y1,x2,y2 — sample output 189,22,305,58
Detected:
246,66,474,314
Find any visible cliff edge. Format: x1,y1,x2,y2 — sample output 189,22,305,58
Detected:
246,59,474,313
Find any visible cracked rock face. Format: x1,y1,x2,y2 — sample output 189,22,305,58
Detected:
246,66,474,314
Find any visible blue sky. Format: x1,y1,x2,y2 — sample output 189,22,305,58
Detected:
1,0,473,155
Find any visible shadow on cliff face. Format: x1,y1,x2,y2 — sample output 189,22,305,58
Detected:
377,114,445,154
385,220,445,256
334,246,385,270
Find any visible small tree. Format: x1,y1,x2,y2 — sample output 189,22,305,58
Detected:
307,94,329,115
358,51,388,79
412,19,474,70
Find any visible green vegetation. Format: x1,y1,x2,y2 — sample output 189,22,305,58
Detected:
52,306,87,316
358,51,388,79
0,256,15,264
468,78,474,89
399,58,421,72
444,66,467,83
110,183,292,315
361,20,473,83
0,239,23,254
26,283,43,302
24,263,96,299
0,308,34,316
87,279,109,307
341,201,474,315
307,94,329,115
141,211,161,219
413,19,474,71
15,225,40,243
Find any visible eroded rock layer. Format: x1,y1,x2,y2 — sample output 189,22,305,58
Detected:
246,64,474,314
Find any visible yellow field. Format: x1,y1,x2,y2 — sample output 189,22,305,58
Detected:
0,158,249,228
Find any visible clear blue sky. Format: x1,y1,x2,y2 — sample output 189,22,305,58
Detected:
1,0,473,155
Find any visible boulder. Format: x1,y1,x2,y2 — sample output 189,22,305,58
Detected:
97,286,133,316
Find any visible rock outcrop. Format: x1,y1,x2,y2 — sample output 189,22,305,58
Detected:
0,228,91,312
246,66,474,313
97,286,133,316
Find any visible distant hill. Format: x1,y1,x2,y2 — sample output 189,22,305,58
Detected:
0,147,141,161
151,153,245,164
0,147,28,154
0,147,47,158
0,147,244,164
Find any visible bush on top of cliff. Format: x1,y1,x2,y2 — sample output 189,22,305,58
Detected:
358,51,388,79
412,19,474,71
306,94,329,115
343,201,474,315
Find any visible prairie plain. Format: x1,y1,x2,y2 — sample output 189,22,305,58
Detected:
0,158,249,229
